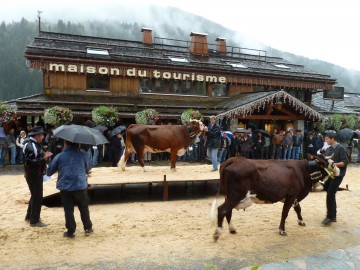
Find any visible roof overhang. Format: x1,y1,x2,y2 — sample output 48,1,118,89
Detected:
217,90,326,122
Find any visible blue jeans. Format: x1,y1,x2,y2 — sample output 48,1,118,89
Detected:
8,145,16,164
292,146,301,160
357,148,360,162
218,148,228,164
85,148,92,167
92,147,99,167
0,148,5,167
180,152,189,161
191,144,199,161
207,147,219,170
282,146,291,160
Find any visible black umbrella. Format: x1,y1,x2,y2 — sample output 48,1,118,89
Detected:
353,130,360,138
110,125,126,137
254,129,270,137
53,124,109,145
84,120,95,128
93,125,108,133
337,128,354,144
234,128,251,133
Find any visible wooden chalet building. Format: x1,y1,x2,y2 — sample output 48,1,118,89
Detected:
11,27,337,131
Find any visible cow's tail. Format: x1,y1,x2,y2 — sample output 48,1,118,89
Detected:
210,158,236,226
210,166,223,226
210,195,218,226
118,148,127,171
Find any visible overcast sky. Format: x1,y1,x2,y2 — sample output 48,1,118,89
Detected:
2,0,360,71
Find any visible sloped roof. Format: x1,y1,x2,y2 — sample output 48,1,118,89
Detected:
217,90,326,121
24,31,335,85
7,93,224,118
311,92,360,115
7,90,328,122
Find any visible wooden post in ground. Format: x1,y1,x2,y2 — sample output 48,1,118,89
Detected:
163,175,168,201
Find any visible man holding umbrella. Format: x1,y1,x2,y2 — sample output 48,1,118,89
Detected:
45,124,108,237
46,140,93,238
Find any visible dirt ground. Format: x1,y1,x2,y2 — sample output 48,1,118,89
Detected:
1,162,360,269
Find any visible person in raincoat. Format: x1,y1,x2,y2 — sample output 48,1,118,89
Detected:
46,139,93,238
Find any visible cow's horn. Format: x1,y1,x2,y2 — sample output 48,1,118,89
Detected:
317,150,321,155
325,154,334,160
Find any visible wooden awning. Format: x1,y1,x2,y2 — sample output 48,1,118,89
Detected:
217,90,326,121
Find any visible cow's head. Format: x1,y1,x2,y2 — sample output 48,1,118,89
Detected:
188,119,205,135
306,152,340,184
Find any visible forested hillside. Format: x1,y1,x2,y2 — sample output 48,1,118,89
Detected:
1,11,359,101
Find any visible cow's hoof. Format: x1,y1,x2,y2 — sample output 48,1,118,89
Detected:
298,220,306,226
279,230,288,236
213,228,222,242
229,229,237,234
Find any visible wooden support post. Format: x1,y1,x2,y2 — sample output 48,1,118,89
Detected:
163,175,168,201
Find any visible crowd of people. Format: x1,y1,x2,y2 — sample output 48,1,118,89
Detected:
0,124,33,168
0,122,126,169
1,121,359,170
190,126,331,171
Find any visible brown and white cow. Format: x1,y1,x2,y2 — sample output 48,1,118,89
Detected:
211,154,339,241
119,120,204,171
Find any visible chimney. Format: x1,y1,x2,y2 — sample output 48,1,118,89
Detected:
216,37,227,55
141,27,153,45
189,32,208,56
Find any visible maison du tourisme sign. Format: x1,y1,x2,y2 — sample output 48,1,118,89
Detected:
30,61,330,90
47,63,227,83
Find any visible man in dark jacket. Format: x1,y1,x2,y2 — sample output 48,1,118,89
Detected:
218,132,231,164
322,130,349,226
47,140,93,238
254,131,266,159
23,126,53,227
291,129,303,160
204,116,221,171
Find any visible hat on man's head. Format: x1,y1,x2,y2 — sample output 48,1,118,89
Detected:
28,126,44,136
324,130,337,139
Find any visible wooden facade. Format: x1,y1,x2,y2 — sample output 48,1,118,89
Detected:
8,27,338,130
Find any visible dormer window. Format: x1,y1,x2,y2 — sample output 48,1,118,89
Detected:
87,48,109,56
169,57,189,63
273,64,290,69
230,63,247,69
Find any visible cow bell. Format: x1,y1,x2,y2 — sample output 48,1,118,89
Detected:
313,182,324,192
